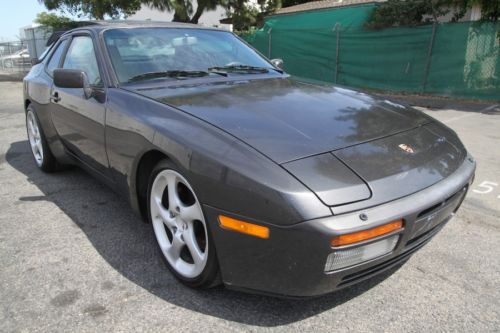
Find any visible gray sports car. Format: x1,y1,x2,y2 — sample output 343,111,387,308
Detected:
23,22,475,297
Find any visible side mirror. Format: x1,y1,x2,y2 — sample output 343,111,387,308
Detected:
270,58,284,70
53,69,93,99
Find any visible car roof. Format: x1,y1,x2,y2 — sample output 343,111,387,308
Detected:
63,20,218,36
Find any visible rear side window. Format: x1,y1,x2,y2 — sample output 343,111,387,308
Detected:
46,39,68,76
63,36,102,86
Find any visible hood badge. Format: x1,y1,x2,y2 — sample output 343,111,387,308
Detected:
398,143,415,154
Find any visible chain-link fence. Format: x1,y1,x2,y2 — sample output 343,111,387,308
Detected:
243,4,500,101
1,27,52,81
0,41,32,80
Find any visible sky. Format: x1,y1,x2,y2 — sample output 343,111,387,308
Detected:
0,0,77,41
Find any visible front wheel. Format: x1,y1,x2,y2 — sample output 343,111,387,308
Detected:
26,106,57,172
147,160,220,288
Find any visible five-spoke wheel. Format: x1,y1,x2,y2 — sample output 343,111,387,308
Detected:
25,106,57,172
27,110,44,167
148,161,219,287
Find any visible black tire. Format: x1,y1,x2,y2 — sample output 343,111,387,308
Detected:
147,159,221,289
26,105,58,173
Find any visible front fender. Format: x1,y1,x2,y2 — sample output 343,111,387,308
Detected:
106,88,331,226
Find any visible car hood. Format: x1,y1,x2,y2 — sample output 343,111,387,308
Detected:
283,123,467,207
126,77,432,164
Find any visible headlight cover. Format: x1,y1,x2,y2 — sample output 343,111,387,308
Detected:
324,235,399,272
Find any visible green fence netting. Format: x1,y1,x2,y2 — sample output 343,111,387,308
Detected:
243,4,500,101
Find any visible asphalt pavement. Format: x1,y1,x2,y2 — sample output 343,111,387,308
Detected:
0,82,499,332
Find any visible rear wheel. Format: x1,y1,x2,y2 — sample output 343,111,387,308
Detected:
147,160,220,288
26,106,57,172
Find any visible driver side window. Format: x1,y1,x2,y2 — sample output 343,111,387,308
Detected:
63,36,102,86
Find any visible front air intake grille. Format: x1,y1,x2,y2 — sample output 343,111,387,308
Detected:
406,223,445,247
417,186,467,219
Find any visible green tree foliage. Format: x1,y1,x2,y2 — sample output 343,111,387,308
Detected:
452,0,500,21
366,0,499,29
39,0,142,19
230,4,261,31
226,0,281,31
40,0,224,24
35,12,77,29
191,0,220,23
143,0,220,24
280,0,309,8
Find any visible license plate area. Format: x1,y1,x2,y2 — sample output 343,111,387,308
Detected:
410,187,467,240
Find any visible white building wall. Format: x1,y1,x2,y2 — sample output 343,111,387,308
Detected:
127,4,232,31
20,25,53,58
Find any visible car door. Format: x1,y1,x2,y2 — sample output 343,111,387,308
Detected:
50,34,110,177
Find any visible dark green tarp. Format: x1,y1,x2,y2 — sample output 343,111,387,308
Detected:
243,4,500,101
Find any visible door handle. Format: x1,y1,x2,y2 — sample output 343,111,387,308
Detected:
50,92,61,103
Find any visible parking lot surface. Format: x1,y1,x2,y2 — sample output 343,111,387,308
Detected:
0,82,499,332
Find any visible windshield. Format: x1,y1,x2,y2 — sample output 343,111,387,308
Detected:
103,28,275,83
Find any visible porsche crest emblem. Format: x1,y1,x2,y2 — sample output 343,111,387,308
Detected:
398,143,415,154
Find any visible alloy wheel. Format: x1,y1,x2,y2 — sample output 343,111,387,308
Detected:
150,169,208,278
26,110,44,167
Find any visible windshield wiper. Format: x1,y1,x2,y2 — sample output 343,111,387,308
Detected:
208,65,271,74
127,70,211,83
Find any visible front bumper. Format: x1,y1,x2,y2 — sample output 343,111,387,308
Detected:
205,156,475,297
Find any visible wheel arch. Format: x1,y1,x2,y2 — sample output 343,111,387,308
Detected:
133,149,171,222
24,99,31,112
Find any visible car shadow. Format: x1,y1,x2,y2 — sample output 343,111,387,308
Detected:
6,140,404,327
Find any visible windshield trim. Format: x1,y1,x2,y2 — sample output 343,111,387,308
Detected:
120,71,288,89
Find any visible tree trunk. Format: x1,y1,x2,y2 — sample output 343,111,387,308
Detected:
190,3,207,24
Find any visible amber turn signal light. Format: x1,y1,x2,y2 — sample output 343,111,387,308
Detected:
331,220,403,247
218,215,270,239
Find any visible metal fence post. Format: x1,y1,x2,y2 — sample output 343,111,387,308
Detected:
23,40,27,73
334,23,341,84
31,29,38,58
422,22,438,93
7,42,12,72
268,28,273,59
